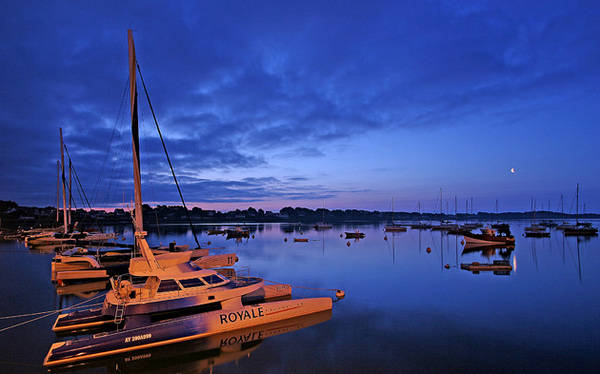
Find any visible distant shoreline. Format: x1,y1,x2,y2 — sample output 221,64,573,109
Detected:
1,200,598,230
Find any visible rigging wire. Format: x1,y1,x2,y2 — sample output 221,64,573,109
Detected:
0,294,105,333
136,62,201,248
92,79,130,209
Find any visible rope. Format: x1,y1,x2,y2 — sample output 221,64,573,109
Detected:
0,293,106,333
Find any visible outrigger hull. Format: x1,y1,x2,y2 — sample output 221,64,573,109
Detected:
44,297,332,367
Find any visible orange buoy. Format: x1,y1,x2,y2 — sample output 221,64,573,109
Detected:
207,241,211,245
384,236,388,241
284,238,288,242
461,240,464,245
340,234,343,238
426,247,432,253
346,241,351,247
444,264,450,269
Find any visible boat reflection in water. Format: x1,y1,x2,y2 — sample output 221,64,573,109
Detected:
47,309,331,373
461,243,516,275
462,243,515,260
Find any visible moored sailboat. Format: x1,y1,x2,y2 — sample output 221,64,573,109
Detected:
562,184,598,236
384,198,407,232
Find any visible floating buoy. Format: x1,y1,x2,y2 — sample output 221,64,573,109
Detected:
426,247,432,253
461,240,464,245
444,264,450,269
207,241,211,245
122,237,126,241
284,238,288,242
335,289,346,299
340,234,343,238
346,241,351,247
300,232,303,235
252,235,255,239
384,236,388,241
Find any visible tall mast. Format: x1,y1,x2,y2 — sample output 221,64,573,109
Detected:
56,161,60,224
68,159,72,227
129,29,143,231
576,183,579,224
60,128,67,233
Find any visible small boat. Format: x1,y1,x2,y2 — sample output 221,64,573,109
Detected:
225,227,250,238
293,238,309,242
460,260,512,274
384,198,407,232
207,229,225,235
384,224,407,232
562,184,598,236
431,222,460,231
462,227,515,245
26,230,117,246
563,223,598,236
410,222,432,229
524,224,550,237
314,201,333,230
345,230,365,239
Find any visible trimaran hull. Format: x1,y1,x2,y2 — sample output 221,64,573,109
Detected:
44,297,332,367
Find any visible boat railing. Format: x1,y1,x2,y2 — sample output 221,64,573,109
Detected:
230,265,251,280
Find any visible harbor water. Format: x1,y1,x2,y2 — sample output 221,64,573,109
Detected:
1,221,599,373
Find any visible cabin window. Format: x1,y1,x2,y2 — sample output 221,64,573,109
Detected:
202,274,224,285
157,280,181,292
179,278,206,288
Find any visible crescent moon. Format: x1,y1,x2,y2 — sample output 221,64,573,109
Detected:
510,168,515,173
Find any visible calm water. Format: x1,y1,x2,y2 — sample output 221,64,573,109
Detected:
1,221,599,373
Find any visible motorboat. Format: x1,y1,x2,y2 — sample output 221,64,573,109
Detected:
462,226,515,245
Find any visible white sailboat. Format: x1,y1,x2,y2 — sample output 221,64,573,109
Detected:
27,129,117,247
314,200,332,230
384,198,407,232
563,183,598,236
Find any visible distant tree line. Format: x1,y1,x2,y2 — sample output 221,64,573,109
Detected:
1,200,598,230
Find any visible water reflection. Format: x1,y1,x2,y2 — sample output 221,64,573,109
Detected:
462,243,515,260
1,221,599,373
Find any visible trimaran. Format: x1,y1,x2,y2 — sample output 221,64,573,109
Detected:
44,29,335,367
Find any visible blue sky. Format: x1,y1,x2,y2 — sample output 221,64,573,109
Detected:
1,1,599,213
